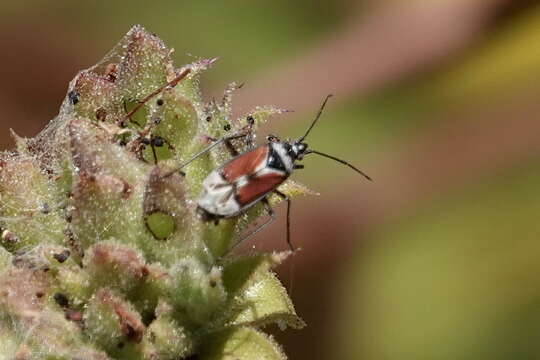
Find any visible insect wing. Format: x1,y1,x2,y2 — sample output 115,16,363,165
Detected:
197,171,240,216
236,171,286,207
221,145,269,182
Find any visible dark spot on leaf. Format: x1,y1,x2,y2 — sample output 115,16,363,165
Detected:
53,250,70,263
68,90,79,105
121,180,133,199
125,324,137,341
40,203,51,214
54,293,69,308
96,108,107,121
142,310,156,326
141,266,150,277
223,123,231,131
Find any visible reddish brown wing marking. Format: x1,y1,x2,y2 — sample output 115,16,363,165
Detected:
221,145,269,182
236,172,286,206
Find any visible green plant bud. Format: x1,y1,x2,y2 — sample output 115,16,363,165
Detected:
84,289,145,353
168,258,227,326
142,304,195,360
0,156,67,251
0,25,309,359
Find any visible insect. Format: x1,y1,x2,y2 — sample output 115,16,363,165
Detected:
179,95,371,251
117,68,190,162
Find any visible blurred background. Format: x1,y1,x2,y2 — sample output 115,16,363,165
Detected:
2,0,540,358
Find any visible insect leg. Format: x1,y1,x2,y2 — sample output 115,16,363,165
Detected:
150,143,158,164
162,131,251,178
122,68,191,125
177,132,250,170
162,126,252,179
230,198,276,250
221,114,257,156
224,138,240,157
123,100,142,127
274,190,295,252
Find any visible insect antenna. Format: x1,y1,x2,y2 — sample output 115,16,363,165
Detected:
306,150,372,181
123,68,191,123
298,94,333,142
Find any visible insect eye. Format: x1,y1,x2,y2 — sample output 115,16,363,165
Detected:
223,124,231,131
247,116,255,125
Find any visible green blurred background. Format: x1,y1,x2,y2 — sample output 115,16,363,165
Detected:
2,1,540,358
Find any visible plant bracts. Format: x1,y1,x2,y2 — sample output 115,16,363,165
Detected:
0,25,305,360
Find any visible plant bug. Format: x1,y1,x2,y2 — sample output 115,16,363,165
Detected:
178,95,371,251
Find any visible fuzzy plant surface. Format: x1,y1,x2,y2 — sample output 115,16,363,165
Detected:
0,26,312,360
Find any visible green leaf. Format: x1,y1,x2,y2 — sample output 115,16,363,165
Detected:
144,212,175,240
140,306,195,360
114,26,171,105
200,327,287,360
239,105,290,128
0,155,68,251
221,253,304,330
71,71,118,122
228,271,305,329
168,258,227,326
67,119,154,255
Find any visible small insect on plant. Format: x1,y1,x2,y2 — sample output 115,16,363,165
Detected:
119,69,191,163
178,95,372,251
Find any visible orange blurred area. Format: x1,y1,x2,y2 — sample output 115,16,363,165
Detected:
2,1,540,358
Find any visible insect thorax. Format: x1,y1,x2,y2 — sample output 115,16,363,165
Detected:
268,142,295,173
